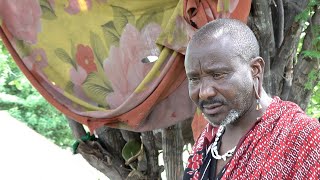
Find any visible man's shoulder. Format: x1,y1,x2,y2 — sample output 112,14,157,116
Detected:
292,111,319,127
277,98,319,132
273,98,320,142
288,112,320,142
289,108,318,125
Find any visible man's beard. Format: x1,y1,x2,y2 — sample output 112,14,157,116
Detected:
208,109,241,126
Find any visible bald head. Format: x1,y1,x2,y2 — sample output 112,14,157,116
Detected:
185,19,267,127
187,19,259,63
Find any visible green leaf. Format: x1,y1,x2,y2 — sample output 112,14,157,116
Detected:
90,31,108,67
122,140,142,161
65,81,74,94
54,48,75,68
309,0,320,6
39,0,57,20
82,72,113,107
294,0,317,23
101,21,120,46
302,50,320,59
304,69,320,90
136,8,164,30
295,10,309,22
306,81,320,118
312,36,320,46
111,5,135,34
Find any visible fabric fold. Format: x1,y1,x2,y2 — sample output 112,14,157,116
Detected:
0,0,251,134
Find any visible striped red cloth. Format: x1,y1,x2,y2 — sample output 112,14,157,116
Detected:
184,97,320,179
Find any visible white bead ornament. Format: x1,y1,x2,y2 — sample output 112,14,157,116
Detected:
211,126,236,161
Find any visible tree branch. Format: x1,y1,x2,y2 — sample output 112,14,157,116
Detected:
276,0,284,48
250,0,275,95
67,117,86,139
280,56,294,100
141,131,162,179
270,22,303,95
96,126,126,158
120,130,141,142
288,6,320,110
162,123,184,180
269,0,310,96
77,140,130,179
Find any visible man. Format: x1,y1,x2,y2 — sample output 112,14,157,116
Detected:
183,19,320,180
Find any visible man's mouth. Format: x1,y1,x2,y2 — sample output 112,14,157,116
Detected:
202,103,223,115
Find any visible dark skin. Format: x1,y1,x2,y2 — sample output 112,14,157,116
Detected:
185,35,272,175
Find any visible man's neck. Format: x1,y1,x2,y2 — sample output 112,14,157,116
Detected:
224,91,272,143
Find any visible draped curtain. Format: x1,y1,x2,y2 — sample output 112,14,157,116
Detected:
0,0,251,137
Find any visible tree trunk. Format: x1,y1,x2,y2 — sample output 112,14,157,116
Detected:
162,123,184,180
249,0,319,109
287,6,320,109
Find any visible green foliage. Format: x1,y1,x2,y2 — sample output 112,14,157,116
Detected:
302,50,320,59
0,40,74,148
295,0,319,23
304,69,319,90
295,0,320,119
122,140,142,161
306,83,320,118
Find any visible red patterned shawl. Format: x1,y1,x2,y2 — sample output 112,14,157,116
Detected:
184,97,320,179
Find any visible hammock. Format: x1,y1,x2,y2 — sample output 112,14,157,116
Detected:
0,0,250,137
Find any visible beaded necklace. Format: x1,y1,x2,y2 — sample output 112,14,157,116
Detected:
210,126,236,161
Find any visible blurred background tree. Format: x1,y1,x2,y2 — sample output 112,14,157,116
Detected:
0,39,74,148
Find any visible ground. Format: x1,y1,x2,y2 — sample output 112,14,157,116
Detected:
0,111,109,180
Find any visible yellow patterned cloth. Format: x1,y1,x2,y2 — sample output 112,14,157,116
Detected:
0,0,251,133
0,0,196,131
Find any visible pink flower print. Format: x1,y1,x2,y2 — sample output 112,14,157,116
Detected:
22,48,49,80
104,23,162,108
65,0,92,15
70,66,87,86
70,65,93,103
75,44,97,74
0,0,41,44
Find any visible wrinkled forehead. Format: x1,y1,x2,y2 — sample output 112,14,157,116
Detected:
185,36,238,72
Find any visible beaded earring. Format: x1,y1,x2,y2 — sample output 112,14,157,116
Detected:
254,78,262,111
256,98,262,110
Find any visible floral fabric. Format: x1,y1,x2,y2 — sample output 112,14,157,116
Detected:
184,97,320,179
0,0,250,132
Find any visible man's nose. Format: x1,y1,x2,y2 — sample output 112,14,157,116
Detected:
199,79,217,100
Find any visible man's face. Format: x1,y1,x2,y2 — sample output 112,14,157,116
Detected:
185,37,255,126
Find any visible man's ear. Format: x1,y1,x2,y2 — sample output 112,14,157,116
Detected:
250,57,265,79
250,57,265,98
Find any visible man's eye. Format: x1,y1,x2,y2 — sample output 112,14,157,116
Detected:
212,73,226,79
188,77,200,83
